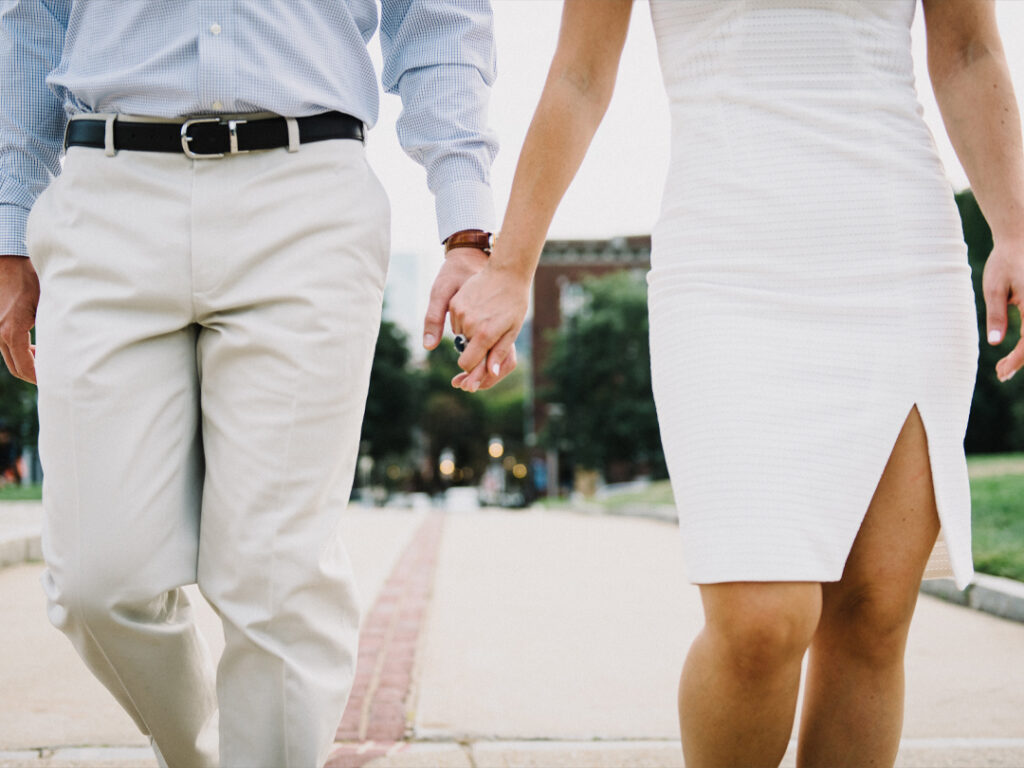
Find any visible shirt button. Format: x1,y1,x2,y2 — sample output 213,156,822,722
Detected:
210,23,221,35
212,100,224,111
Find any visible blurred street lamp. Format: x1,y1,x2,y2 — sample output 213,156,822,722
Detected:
488,436,504,459
439,448,456,479
546,403,565,497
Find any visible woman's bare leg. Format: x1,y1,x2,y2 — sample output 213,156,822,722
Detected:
679,581,821,768
797,406,940,767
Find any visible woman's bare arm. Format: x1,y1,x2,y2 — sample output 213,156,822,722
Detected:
924,0,1024,381
444,0,634,391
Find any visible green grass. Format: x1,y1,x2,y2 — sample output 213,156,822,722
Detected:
970,473,1024,582
596,480,675,511
0,483,42,501
538,479,676,511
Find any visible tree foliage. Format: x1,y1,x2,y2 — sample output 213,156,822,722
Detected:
358,317,529,492
0,368,37,449
420,343,488,470
360,318,418,463
414,340,528,488
542,270,664,475
958,189,1024,452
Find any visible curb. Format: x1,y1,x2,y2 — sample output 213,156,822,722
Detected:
0,501,43,569
7,739,1024,768
554,501,678,524
921,573,1024,623
0,533,41,569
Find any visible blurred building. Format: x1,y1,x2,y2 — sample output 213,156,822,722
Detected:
530,235,651,493
383,250,442,359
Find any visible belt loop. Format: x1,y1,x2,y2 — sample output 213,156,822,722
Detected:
103,114,117,157
285,117,300,153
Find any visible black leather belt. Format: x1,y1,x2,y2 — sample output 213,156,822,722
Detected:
65,111,364,158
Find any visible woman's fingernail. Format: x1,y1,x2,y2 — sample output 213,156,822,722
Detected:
1000,369,1016,383
989,330,1003,344
424,333,436,348
491,363,500,376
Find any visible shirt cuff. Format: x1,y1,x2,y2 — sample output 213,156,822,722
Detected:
435,180,496,244
0,204,30,257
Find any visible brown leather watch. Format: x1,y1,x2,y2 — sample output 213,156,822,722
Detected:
444,229,493,255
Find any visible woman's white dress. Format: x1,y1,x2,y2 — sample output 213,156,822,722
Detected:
647,0,977,588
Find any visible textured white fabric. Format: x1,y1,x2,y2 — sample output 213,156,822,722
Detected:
647,0,977,589
28,138,389,766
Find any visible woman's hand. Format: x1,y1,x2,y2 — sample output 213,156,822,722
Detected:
924,0,1024,383
983,238,1024,382
447,258,532,392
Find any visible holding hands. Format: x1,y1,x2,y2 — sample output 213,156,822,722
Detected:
422,238,530,392
419,0,632,394
446,253,530,392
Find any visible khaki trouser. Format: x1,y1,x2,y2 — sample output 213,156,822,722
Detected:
26,125,390,767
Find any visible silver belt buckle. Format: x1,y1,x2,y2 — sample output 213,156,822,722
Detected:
180,117,222,159
180,117,249,159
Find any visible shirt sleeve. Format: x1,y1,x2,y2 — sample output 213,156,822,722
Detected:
0,0,69,257
380,0,499,243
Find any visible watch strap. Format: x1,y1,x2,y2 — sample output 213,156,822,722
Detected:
444,229,492,255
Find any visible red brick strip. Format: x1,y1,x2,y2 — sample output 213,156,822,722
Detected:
327,513,446,768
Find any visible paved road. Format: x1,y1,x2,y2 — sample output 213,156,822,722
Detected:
1,506,1022,767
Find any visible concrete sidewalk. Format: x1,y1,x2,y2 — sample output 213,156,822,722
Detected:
1,506,1023,767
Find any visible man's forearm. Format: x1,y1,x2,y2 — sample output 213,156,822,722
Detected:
0,0,69,256
380,0,498,241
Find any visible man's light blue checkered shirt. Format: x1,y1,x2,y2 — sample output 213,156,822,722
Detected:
0,0,498,256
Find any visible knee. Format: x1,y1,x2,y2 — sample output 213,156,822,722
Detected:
42,564,171,637
714,612,816,681
703,588,820,682
822,584,916,664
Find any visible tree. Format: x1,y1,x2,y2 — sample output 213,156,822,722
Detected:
542,270,665,477
360,319,418,464
480,366,527,448
0,367,37,455
410,341,530,491
418,342,488,487
958,189,1024,452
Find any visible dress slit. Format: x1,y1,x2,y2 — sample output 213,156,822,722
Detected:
834,403,955,585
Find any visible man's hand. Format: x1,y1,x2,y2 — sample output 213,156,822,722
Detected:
983,239,1024,382
423,245,490,350
447,258,531,392
0,255,39,384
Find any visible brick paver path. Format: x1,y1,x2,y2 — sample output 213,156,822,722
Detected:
326,513,446,768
